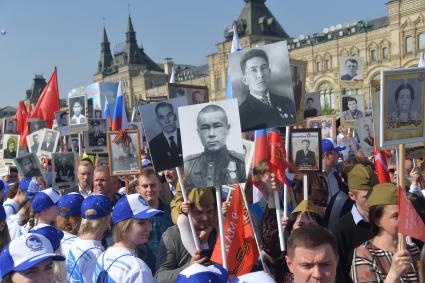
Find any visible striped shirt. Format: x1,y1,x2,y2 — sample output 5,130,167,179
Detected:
351,240,420,282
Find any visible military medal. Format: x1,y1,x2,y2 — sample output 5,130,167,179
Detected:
227,161,237,179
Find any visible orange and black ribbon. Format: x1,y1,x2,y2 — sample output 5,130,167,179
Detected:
112,130,130,146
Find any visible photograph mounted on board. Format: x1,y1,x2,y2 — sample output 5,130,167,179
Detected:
340,57,364,81
229,41,296,131
139,96,187,171
26,129,44,155
340,95,365,125
52,152,76,187
55,111,69,136
168,83,209,105
3,118,17,134
289,128,322,173
2,134,20,161
86,119,107,154
14,153,42,178
38,129,60,157
68,94,88,133
28,118,47,134
178,99,246,187
355,117,374,157
127,121,145,146
107,130,141,176
303,92,321,118
305,115,336,141
290,59,307,120
380,68,425,147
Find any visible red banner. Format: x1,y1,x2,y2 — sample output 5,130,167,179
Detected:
398,186,425,242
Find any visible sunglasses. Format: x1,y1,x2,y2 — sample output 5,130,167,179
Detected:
388,168,396,174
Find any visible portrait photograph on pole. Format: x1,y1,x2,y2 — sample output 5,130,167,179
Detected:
167,83,209,105
55,110,70,136
2,134,20,162
355,117,374,157
27,118,48,134
303,92,321,119
68,92,88,133
178,98,246,187
86,119,108,154
14,153,42,178
37,129,60,158
2,117,18,134
26,129,44,155
228,40,297,131
340,95,365,127
339,56,364,82
290,59,307,121
52,152,76,189
107,130,142,176
289,128,322,173
305,115,336,141
138,96,187,171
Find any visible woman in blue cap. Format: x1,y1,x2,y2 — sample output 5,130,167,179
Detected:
2,182,28,219
67,194,112,283
29,188,61,231
93,194,162,283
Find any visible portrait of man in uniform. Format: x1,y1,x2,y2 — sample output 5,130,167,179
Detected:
40,130,57,152
179,99,246,187
3,118,17,134
341,95,364,122
108,131,141,175
88,119,107,147
229,41,297,131
27,132,41,154
52,152,75,185
289,129,322,172
295,140,316,167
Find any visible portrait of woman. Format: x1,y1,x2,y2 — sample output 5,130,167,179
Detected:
3,136,18,159
389,83,420,123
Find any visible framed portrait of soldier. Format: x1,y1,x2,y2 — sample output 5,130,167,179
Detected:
86,119,107,154
290,59,307,121
355,117,374,157
340,95,365,126
68,94,88,133
168,83,209,105
26,129,44,155
55,111,69,136
68,134,80,153
178,98,246,187
303,92,321,119
379,68,425,147
14,153,42,178
28,118,47,134
340,57,364,82
38,129,59,157
52,152,76,188
289,128,322,173
107,130,142,176
3,118,18,134
2,134,20,162
305,115,336,141
228,41,297,131
138,96,187,171
127,122,144,147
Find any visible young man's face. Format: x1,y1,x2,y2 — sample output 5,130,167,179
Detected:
242,56,271,96
345,61,358,76
197,110,230,152
347,100,357,111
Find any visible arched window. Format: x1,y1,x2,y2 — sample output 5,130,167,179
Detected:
370,50,377,62
316,61,321,72
405,36,414,54
419,33,425,51
325,59,331,71
382,47,389,59
318,82,335,110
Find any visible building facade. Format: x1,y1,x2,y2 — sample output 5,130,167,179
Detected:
94,0,425,115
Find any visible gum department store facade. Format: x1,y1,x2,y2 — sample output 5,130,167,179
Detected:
93,0,425,116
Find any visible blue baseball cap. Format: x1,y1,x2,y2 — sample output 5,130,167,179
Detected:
81,194,112,220
57,193,84,217
177,263,228,283
112,194,162,224
18,177,31,192
19,177,40,200
229,271,276,283
322,139,346,154
0,233,65,278
30,224,64,251
0,206,6,221
32,188,61,214
2,181,10,199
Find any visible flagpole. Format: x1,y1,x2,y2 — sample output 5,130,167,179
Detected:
215,185,228,269
175,167,201,251
398,144,406,251
78,133,82,157
303,174,308,200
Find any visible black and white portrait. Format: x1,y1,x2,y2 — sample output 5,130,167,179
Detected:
306,116,336,141
340,57,363,81
68,95,87,125
229,41,297,131
107,130,141,176
86,119,107,154
52,152,76,186
355,117,374,157
14,153,42,178
387,80,421,126
39,129,59,157
168,83,209,105
55,111,69,136
26,130,44,154
341,95,365,122
68,134,80,153
138,96,187,171
127,122,144,146
303,92,321,118
3,118,17,134
2,134,20,161
290,129,322,173
28,118,47,134
290,60,306,118
178,99,246,187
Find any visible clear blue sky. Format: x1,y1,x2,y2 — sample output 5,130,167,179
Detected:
0,0,387,107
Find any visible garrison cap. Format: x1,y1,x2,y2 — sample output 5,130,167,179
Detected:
291,200,320,215
347,164,378,191
367,183,398,207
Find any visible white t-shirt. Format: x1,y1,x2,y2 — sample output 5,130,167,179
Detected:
61,231,78,258
93,246,157,283
6,214,22,240
3,199,19,219
67,238,104,283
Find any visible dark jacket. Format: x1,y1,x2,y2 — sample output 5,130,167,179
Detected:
149,129,182,171
294,150,316,167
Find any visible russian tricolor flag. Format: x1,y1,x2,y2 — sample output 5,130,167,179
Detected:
111,81,128,131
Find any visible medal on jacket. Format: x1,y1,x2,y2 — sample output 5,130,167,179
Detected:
227,161,237,179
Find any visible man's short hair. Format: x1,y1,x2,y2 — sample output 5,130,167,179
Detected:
345,58,358,66
197,104,228,127
137,167,160,184
301,139,310,144
240,49,269,74
94,165,110,175
394,83,414,102
346,96,357,104
60,112,67,119
78,160,93,170
306,97,314,103
287,225,338,258
155,102,174,117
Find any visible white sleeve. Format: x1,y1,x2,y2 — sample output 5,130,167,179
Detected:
125,260,157,283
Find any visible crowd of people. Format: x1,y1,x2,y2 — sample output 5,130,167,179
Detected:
0,135,424,283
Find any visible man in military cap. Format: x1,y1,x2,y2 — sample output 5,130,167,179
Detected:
88,120,106,146
184,104,246,187
294,139,316,167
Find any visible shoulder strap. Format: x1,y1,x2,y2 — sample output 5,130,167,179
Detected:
3,203,16,214
68,246,104,280
104,253,133,272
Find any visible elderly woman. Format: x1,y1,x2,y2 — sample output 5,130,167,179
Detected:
390,83,420,123
351,183,420,282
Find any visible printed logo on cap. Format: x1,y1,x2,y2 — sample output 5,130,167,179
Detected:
138,195,149,206
25,235,44,251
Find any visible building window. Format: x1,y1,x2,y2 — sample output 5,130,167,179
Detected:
320,89,335,109
419,33,425,51
325,59,331,71
316,61,321,72
382,47,389,59
215,77,221,90
370,50,377,62
405,36,414,54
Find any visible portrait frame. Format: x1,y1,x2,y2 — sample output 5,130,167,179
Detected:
340,95,365,127
339,56,364,87
55,110,69,136
2,134,20,163
3,117,18,134
38,129,60,158
27,118,47,134
26,129,44,155
379,67,425,148
290,59,307,122
52,152,77,189
68,94,88,134
85,119,108,154
303,92,321,119
289,128,322,173
355,117,375,157
107,130,142,176
14,153,42,178
305,115,336,141
167,83,209,105
127,121,145,146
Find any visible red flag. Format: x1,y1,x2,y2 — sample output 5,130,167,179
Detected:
211,185,259,276
269,128,288,186
398,186,425,242
15,101,29,135
31,67,60,128
373,146,390,183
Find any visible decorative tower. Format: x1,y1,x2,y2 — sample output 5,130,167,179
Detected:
98,27,113,73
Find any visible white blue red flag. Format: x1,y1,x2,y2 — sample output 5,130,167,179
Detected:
111,81,128,131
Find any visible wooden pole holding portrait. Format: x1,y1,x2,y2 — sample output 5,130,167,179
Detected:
303,174,308,200
398,144,406,251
